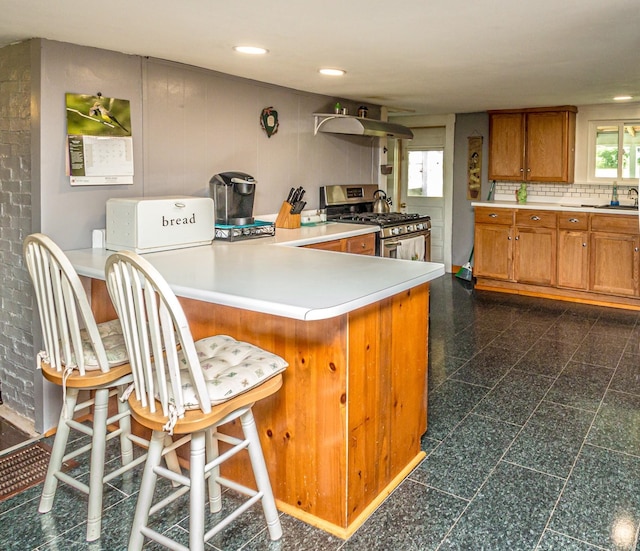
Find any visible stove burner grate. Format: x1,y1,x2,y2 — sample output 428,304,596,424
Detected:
329,212,430,227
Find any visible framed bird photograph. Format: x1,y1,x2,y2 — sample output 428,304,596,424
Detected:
65,93,134,185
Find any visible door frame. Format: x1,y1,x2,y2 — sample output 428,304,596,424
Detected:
389,114,455,272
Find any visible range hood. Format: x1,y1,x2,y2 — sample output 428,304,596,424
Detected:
313,114,413,140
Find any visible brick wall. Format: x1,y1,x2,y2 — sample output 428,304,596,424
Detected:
0,41,35,419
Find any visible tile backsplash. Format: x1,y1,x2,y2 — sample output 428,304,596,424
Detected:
494,181,639,205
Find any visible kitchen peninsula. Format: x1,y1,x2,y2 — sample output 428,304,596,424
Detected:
64,223,445,538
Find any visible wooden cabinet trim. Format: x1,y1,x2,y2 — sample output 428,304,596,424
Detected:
488,106,578,115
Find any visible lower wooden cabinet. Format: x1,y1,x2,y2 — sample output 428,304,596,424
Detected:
557,230,589,289
304,233,376,256
514,227,556,285
474,207,557,286
589,215,640,297
474,222,513,280
474,207,640,309
514,210,557,286
557,212,589,290
307,239,343,252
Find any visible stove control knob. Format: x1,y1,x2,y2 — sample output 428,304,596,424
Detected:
416,223,424,231
392,227,400,236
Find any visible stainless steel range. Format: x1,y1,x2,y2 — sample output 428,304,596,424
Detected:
320,184,431,260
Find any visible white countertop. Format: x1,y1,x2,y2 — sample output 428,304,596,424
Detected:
471,200,640,214
66,222,444,321
248,220,379,247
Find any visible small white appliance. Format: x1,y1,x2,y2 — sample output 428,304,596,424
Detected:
106,196,215,253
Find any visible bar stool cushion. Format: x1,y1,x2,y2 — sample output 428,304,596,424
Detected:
72,319,129,370
168,335,287,408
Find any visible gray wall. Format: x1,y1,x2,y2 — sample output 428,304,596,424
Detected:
38,40,378,250
452,112,489,266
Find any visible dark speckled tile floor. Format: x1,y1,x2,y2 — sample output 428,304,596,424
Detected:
2,274,640,550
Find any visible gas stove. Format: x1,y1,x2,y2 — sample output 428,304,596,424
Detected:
320,184,431,260
328,211,431,238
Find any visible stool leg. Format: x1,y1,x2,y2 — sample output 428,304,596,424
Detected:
86,387,110,541
116,386,133,465
128,430,165,551
39,388,78,513
205,427,222,513
190,431,206,551
240,409,282,541
163,435,182,483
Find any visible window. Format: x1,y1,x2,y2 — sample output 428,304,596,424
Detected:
589,120,640,182
407,148,444,197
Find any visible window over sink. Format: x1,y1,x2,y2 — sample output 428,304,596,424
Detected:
588,119,640,183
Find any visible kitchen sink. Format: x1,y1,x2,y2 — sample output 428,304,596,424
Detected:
595,204,639,210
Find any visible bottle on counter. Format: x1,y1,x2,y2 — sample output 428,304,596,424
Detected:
516,183,527,204
610,181,619,206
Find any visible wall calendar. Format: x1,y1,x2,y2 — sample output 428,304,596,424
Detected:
65,93,134,186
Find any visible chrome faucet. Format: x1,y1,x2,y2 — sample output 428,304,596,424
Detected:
629,188,639,207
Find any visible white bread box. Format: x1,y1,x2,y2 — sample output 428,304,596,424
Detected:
106,196,215,253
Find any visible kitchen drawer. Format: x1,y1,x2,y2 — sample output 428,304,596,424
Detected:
305,239,343,252
515,210,557,228
345,233,376,255
475,207,515,225
590,214,639,235
558,211,589,231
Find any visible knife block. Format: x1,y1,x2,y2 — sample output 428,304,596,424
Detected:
275,201,301,229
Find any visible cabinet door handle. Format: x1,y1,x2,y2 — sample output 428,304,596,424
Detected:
583,243,587,247
530,215,540,221
508,236,512,240
514,236,519,241
569,218,580,223
519,168,524,173
636,247,639,252
489,213,498,218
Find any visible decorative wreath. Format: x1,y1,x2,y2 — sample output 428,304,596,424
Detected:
260,106,279,138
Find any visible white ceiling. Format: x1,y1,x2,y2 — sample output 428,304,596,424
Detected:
1,0,638,114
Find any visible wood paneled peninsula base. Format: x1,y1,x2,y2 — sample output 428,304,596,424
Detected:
89,278,431,539
69,239,443,538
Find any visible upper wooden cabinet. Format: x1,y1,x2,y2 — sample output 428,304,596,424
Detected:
488,106,577,183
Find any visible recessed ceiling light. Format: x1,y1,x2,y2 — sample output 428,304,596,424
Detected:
233,46,268,55
319,68,346,76
613,95,633,101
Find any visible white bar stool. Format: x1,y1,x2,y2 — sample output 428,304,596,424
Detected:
23,234,148,541
105,250,287,551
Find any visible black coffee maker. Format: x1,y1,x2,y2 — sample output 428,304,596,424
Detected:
209,171,256,226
